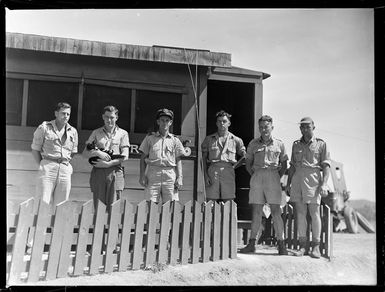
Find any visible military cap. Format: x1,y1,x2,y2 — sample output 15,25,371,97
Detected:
299,117,314,124
156,108,174,120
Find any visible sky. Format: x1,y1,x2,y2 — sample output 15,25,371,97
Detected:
5,9,375,201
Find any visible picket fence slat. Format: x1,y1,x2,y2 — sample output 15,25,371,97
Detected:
89,201,107,275
8,198,35,284
221,202,230,260
181,201,192,265
191,201,202,264
202,201,212,263
118,200,134,271
73,200,93,275
132,201,146,270
104,200,121,273
230,201,237,259
28,199,50,282
145,201,158,267
169,201,181,265
57,201,78,278
46,202,67,280
158,201,171,264
287,205,294,248
212,201,221,261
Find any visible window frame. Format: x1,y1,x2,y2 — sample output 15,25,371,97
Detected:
6,72,185,136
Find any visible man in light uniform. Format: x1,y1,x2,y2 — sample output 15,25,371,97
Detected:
240,115,288,255
286,117,331,258
139,108,185,203
31,102,78,210
83,105,130,210
201,110,246,202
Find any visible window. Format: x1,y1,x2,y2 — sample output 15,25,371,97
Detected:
82,84,131,131
135,90,182,135
27,80,79,127
6,78,23,125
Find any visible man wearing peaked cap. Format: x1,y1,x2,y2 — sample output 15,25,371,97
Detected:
299,117,314,124
156,108,174,120
286,116,331,259
139,108,185,203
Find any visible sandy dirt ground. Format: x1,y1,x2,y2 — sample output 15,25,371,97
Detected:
9,232,377,287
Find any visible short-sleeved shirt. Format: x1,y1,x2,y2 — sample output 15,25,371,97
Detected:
139,132,185,167
201,132,246,164
31,120,78,162
246,136,288,171
85,125,130,160
290,136,331,169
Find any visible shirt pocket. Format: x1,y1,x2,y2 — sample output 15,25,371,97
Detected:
253,147,265,164
267,146,281,163
312,148,321,163
293,149,303,162
46,133,57,141
63,134,75,151
209,145,220,157
227,147,236,161
110,138,121,153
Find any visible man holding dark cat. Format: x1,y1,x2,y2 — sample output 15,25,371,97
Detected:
83,105,130,210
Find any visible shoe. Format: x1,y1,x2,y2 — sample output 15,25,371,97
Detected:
277,240,288,255
310,242,321,259
294,237,308,257
239,239,256,253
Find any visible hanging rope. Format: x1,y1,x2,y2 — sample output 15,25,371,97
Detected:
184,49,206,202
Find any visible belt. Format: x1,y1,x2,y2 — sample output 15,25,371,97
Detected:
43,157,69,165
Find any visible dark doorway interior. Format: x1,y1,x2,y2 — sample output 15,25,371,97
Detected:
207,80,255,220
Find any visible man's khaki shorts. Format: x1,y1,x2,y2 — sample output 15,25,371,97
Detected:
289,167,322,205
249,168,282,205
205,162,235,200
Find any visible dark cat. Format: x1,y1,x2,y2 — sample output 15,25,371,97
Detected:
86,141,124,165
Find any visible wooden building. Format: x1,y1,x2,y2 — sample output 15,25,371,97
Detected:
6,32,270,213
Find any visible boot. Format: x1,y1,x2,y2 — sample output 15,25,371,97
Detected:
310,241,321,259
294,237,308,257
239,239,256,253
277,240,288,255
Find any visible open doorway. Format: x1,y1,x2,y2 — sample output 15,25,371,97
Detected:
207,79,255,219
